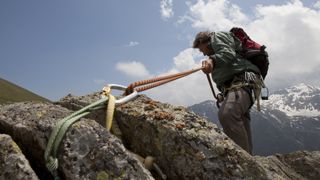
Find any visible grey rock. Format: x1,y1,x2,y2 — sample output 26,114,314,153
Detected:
0,102,153,180
2,92,319,180
276,151,320,180
57,93,320,179
0,134,39,180
255,155,306,180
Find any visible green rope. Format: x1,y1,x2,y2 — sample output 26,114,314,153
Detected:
44,97,108,179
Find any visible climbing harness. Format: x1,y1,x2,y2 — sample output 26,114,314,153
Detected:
44,84,138,179
220,72,265,111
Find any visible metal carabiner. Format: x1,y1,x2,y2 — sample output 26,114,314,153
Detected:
102,84,138,104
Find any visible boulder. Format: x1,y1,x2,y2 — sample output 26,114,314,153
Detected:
57,93,320,179
0,102,153,180
0,134,39,180
1,92,319,180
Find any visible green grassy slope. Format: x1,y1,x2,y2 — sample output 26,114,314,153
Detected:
0,78,50,104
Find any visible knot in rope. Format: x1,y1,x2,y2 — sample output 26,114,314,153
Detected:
46,156,58,174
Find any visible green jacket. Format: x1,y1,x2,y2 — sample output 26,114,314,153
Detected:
209,31,260,90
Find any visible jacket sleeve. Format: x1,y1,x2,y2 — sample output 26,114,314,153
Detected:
209,32,237,66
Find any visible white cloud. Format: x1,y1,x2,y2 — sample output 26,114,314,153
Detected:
247,0,320,90
147,0,320,106
160,0,174,20
184,0,249,30
174,48,202,71
125,41,139,47
146,49,215,106
116,61,150,78
314,1,320,9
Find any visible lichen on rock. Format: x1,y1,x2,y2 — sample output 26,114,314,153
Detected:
0,134,39,180
0,101,153,180
56,93,320,180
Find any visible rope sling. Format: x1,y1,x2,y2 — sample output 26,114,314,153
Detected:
44,97,116,179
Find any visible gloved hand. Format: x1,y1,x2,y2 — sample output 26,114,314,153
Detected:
202,58,214,74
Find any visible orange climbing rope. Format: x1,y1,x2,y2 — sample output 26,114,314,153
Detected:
125,67,203,95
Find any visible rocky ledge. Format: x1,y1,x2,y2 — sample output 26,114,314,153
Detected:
0,93,319,180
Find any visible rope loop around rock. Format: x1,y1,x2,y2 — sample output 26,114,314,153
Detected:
44,84,138,179
44,97,107,178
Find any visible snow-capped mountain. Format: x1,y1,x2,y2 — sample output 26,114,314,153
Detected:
188,83,320,156
263,83,320,117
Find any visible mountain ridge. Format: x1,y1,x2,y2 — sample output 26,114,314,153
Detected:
0,77,50,104
188,83,320,155
263,83,320,117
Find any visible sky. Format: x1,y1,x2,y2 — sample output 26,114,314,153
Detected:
1,0,320,106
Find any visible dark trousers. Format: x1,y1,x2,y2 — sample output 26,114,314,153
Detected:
218,88,253,154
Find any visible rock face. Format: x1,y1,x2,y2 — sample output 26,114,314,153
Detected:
0,134,39,180
57,93,320,180
0,102,153,180
277,151,320,179
0,93,319,180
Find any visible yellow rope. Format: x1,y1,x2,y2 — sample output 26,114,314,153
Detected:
102,86,116,131
106,94,115,131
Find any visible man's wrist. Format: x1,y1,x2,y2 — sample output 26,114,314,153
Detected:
208,56,215,66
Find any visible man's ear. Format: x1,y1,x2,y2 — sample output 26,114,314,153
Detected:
207,42,211,49
207,43,214,55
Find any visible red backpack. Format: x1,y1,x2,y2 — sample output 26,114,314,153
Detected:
230,27,269,79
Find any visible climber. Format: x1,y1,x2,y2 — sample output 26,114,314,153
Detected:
193,31,263,155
